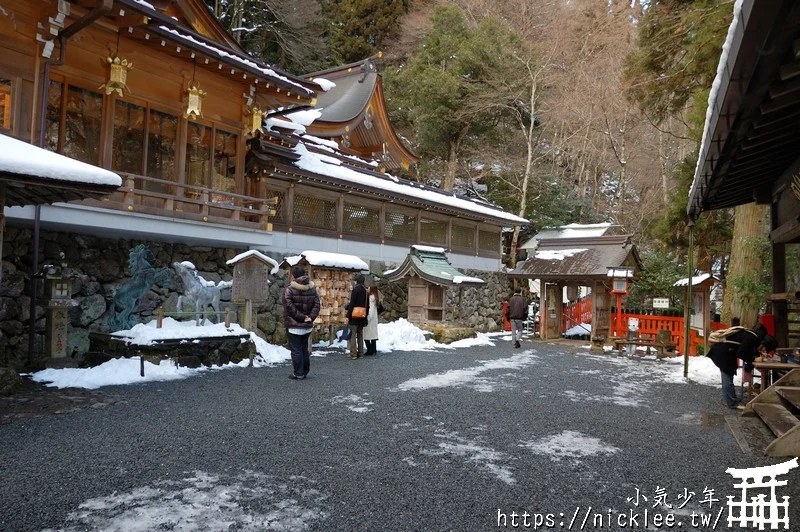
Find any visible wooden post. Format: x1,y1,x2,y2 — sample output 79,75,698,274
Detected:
243,299,253,330
225,307,231,328
156,307,164,328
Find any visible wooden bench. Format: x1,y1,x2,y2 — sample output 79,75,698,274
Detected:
613,330,676,358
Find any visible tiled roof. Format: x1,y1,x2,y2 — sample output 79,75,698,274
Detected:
509,235,641,281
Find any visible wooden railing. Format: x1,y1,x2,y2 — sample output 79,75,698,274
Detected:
78,173,274,231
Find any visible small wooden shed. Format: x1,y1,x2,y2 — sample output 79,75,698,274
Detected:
280,250,369,334
383,245,484,324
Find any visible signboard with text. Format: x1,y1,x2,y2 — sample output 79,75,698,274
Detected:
652,298,670,309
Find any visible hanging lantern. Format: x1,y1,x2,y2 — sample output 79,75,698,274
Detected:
184,82,206,120
99,55,132,96
244,103,265,136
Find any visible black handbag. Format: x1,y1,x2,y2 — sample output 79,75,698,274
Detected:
339,326,352,341
377,302,385,314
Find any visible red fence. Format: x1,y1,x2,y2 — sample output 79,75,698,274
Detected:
611,313,706,356
562,296,592,331
561,300,727,356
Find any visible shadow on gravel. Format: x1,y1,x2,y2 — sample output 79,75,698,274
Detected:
0,376,125,425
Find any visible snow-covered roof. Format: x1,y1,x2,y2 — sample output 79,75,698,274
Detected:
291,143,527,225
535,249,587,261
607,268,635,278
412,245,446,254
691,0,744,200
520,223,613,250
284,250,368,271
673,273,718,287
0,134,121,187
155,26,313,96
226,250,280,274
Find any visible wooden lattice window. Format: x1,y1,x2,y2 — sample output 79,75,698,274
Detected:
451,224,475,250
385,211,416,241
478,229,500,252
420,217,447,245
343,203,379,236
293,194,336,230
0,78,11,130
265,189,286,224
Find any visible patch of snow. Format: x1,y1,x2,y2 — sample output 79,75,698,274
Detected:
0,134,121,187
226,249,280,274
535,248,587,261
520,431,620,462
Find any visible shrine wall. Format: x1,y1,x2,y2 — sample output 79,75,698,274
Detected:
1,228,511,369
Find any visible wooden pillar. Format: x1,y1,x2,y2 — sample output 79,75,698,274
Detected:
0,183,4,288
591,280,611,345
773,241,788,346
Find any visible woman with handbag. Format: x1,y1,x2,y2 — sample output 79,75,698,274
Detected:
364,281,382,356
345,273,369,359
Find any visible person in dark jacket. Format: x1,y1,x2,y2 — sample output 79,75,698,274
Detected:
345,273,369,359
507,288,528,348
283,266,320,379
707,322,776,408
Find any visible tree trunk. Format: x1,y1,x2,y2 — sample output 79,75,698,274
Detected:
722,203,769,327
442,139,458,191
508,77,539,268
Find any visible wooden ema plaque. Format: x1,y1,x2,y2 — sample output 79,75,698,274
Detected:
308,267,352,326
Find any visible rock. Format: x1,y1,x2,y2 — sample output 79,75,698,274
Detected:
67,328,91,358
0,297,20,321
71,294,107,327
0,367,21,396
0,261,24,297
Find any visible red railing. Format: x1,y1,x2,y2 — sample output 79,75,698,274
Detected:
562,296,592,331
611,313,706,355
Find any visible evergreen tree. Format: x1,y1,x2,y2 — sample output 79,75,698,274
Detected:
384,6,525,191
328,0,410,64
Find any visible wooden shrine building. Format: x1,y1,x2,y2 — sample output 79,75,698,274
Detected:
509,235,642,340
688,0,800,348
303,56,417,173
382,245,484,324
0,0,525,270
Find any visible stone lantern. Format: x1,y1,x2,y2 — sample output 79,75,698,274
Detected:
42,266,73,358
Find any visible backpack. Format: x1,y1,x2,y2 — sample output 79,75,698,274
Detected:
708,326,756,345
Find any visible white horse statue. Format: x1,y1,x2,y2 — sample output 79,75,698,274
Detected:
172,261,230,325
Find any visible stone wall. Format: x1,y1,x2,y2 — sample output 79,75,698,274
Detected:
1,229,513,369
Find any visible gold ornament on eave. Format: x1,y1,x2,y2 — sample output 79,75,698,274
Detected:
184,82,206,120
99,55,132,96
244,103,265,136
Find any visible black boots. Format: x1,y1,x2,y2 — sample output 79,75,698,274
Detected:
364,340,377,356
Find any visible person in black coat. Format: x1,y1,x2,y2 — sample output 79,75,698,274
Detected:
345,273,369,359
282,266,320,379
707,322,775,408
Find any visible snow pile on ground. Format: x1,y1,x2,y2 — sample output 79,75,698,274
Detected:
563,323,592,337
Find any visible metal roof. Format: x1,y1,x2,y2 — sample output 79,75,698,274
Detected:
688,1,800,218
383,246,485,287
508,235,641,281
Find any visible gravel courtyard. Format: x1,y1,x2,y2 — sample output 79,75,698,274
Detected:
1,339,796,531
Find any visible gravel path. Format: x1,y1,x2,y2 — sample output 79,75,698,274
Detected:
1,339,796,531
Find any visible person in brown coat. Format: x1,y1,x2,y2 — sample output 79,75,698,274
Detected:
283,266,320,379
345,273,369,359
507,287,528,348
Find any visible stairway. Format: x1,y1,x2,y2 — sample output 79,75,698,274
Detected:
730,369,800,457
